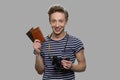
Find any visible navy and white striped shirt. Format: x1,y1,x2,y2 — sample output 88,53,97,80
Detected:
40,33,84,80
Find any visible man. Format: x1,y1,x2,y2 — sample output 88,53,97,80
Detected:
33,4,86,80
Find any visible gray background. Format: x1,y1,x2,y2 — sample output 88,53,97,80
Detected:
0,0,119,80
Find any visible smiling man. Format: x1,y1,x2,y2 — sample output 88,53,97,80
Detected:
33,4,86,80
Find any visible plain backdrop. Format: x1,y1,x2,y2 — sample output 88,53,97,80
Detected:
0,0,119,80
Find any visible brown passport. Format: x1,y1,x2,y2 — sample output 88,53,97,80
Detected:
26,26,45,43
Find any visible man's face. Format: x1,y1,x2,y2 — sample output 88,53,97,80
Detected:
49,12,67,35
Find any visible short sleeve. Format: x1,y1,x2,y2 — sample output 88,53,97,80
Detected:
73,38,84,54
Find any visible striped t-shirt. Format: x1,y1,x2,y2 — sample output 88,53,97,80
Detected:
40,33,84,80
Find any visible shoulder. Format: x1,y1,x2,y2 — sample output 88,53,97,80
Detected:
68,34,83,44
68,34,84,53
41,36,49,46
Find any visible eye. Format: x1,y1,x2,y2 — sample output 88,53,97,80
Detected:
59,20,64,23
51,20,56,23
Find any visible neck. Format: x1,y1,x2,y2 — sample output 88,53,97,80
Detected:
50,31,66,41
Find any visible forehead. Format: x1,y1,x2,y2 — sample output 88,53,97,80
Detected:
50,12,65,20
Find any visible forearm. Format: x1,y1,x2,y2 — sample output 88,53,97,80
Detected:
35,54,44,74
71,63,86,72
71,50,86,72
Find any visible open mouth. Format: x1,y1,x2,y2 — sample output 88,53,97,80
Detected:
55,27,61,32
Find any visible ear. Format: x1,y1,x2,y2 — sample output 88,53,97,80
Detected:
65,20,68,25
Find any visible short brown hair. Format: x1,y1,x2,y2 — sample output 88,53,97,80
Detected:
48,4,69,21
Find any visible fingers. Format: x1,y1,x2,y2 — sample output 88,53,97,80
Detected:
61,60,72,69
33,39,41,46
34,39,41,43
33,39,41,53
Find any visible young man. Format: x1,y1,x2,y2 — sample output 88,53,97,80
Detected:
33,4,86,80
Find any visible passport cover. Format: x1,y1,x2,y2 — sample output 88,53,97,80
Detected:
26,27,45,43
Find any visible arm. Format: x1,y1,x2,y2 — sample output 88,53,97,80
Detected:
71,49,86,72
35,53,44,75
61,49,86,72
33,39,44,75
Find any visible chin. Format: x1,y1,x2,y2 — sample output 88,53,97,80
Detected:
54,32,61,35
53,29,64,35
54,31,61,35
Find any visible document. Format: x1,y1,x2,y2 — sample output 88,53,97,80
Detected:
26,27,45,43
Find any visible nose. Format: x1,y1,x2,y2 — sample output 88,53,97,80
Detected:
55,21,60,27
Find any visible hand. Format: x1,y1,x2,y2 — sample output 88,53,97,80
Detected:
33,39,41,55
61,60,72,70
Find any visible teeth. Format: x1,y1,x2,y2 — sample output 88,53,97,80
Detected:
55,28,60,31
